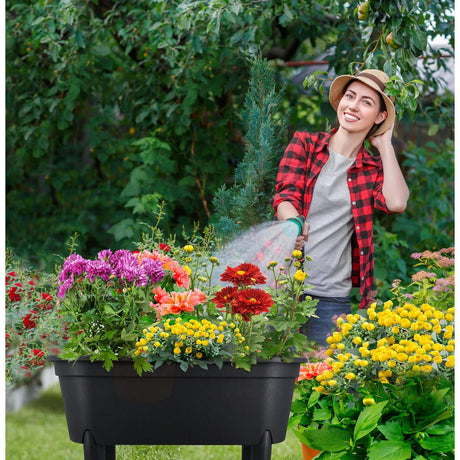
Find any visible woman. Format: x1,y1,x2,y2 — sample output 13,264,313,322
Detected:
273,69,409,345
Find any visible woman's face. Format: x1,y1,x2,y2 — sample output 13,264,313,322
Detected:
336,81,387,136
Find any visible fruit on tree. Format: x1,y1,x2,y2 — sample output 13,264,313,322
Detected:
358,1,369,20
385,32,401,49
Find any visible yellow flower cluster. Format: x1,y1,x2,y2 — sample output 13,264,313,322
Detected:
317,302,455,391
135,316,245,363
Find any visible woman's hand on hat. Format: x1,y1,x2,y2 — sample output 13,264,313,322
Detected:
369,123,394,150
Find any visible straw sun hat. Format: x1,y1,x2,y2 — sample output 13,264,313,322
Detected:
329,69,395,136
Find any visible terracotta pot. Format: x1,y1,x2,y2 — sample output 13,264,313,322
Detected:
301,443,321,460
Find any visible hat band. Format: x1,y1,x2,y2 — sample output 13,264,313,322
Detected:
358,72,386,92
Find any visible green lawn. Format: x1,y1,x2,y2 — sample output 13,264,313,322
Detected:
6,384,302,459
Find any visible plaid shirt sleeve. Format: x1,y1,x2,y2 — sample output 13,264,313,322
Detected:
273,131,328,215
272,132,308,214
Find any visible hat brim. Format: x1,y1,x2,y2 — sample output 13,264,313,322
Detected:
329,74,395,137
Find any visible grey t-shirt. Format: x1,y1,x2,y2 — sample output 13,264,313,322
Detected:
304,148,355,296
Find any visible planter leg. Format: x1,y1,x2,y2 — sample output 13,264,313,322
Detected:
242,431,272,460
83,430,116,460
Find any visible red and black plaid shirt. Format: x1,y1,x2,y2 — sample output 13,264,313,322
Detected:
273,129,397,309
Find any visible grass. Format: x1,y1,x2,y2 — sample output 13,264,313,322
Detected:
6,383,302,459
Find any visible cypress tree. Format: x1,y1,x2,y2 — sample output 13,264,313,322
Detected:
212,56,288,240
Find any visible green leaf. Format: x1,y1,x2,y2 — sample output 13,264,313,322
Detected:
353,401,387,441
417,431,454,453
298,426,352,452
367,440,412,460
378,419,404,441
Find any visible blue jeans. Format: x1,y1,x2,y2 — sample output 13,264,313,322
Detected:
300,295,351,346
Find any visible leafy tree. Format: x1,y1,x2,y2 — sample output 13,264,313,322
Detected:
6,0,454,271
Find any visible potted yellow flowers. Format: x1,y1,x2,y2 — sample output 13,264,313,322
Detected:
290,253,455,460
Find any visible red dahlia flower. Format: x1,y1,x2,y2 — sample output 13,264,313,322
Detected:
213,286,238,310
220,263,266,286
232,288,273,321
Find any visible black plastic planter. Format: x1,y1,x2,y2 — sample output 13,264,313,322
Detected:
49,356,302,460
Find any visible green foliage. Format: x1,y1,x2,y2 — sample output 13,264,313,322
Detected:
7,0,454,300
292,377,454,459
373,139,454,294
390,140,454,250
213,56,287,238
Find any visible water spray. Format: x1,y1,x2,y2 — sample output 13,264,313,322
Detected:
210,216,305,287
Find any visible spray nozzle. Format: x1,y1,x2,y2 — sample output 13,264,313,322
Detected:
286,215,305,236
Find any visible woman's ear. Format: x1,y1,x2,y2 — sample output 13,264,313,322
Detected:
376,111,388,125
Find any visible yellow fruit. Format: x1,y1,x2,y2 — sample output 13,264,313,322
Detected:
386,32,401,49
358,1,369,20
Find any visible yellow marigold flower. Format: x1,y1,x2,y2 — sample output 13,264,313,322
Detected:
202,340,209,346
447,307,455,314
359,347,370,358
353,337,362,345
345,373,356,380
336,343,345,350
421,365,433,373
292,250,303,259
332,333,343,344
183,245,194,253
325,349,334,357
322,370,334,380
433,325,442,334
363,397,376,406
446,344,454,352
314,385,326,393
384,300,393,309
134,349,142,356
154,342,161,348
446,355,455,368
139,338,147,346
183,265,192,276
326,380,337,386
173,347,181,355
360,360,369,367
388,360,396,368
444,331,453,340
400,318,411,329
392,326,400,334
368,310,377,320
294,270,307,282
433,355,443,364
347,314,357,324
396,353,408,362
185,347,193,354
412,365,421,372
196,352,203,359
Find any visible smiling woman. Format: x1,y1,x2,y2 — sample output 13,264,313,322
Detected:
273,68,410,346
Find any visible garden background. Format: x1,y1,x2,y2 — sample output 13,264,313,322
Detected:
5,0,454,458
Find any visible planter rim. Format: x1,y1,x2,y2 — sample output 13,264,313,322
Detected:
48,354,304,379
47,354,306,364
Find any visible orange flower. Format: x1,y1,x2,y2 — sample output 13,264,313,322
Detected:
151,288,206,316
297,362,332,382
